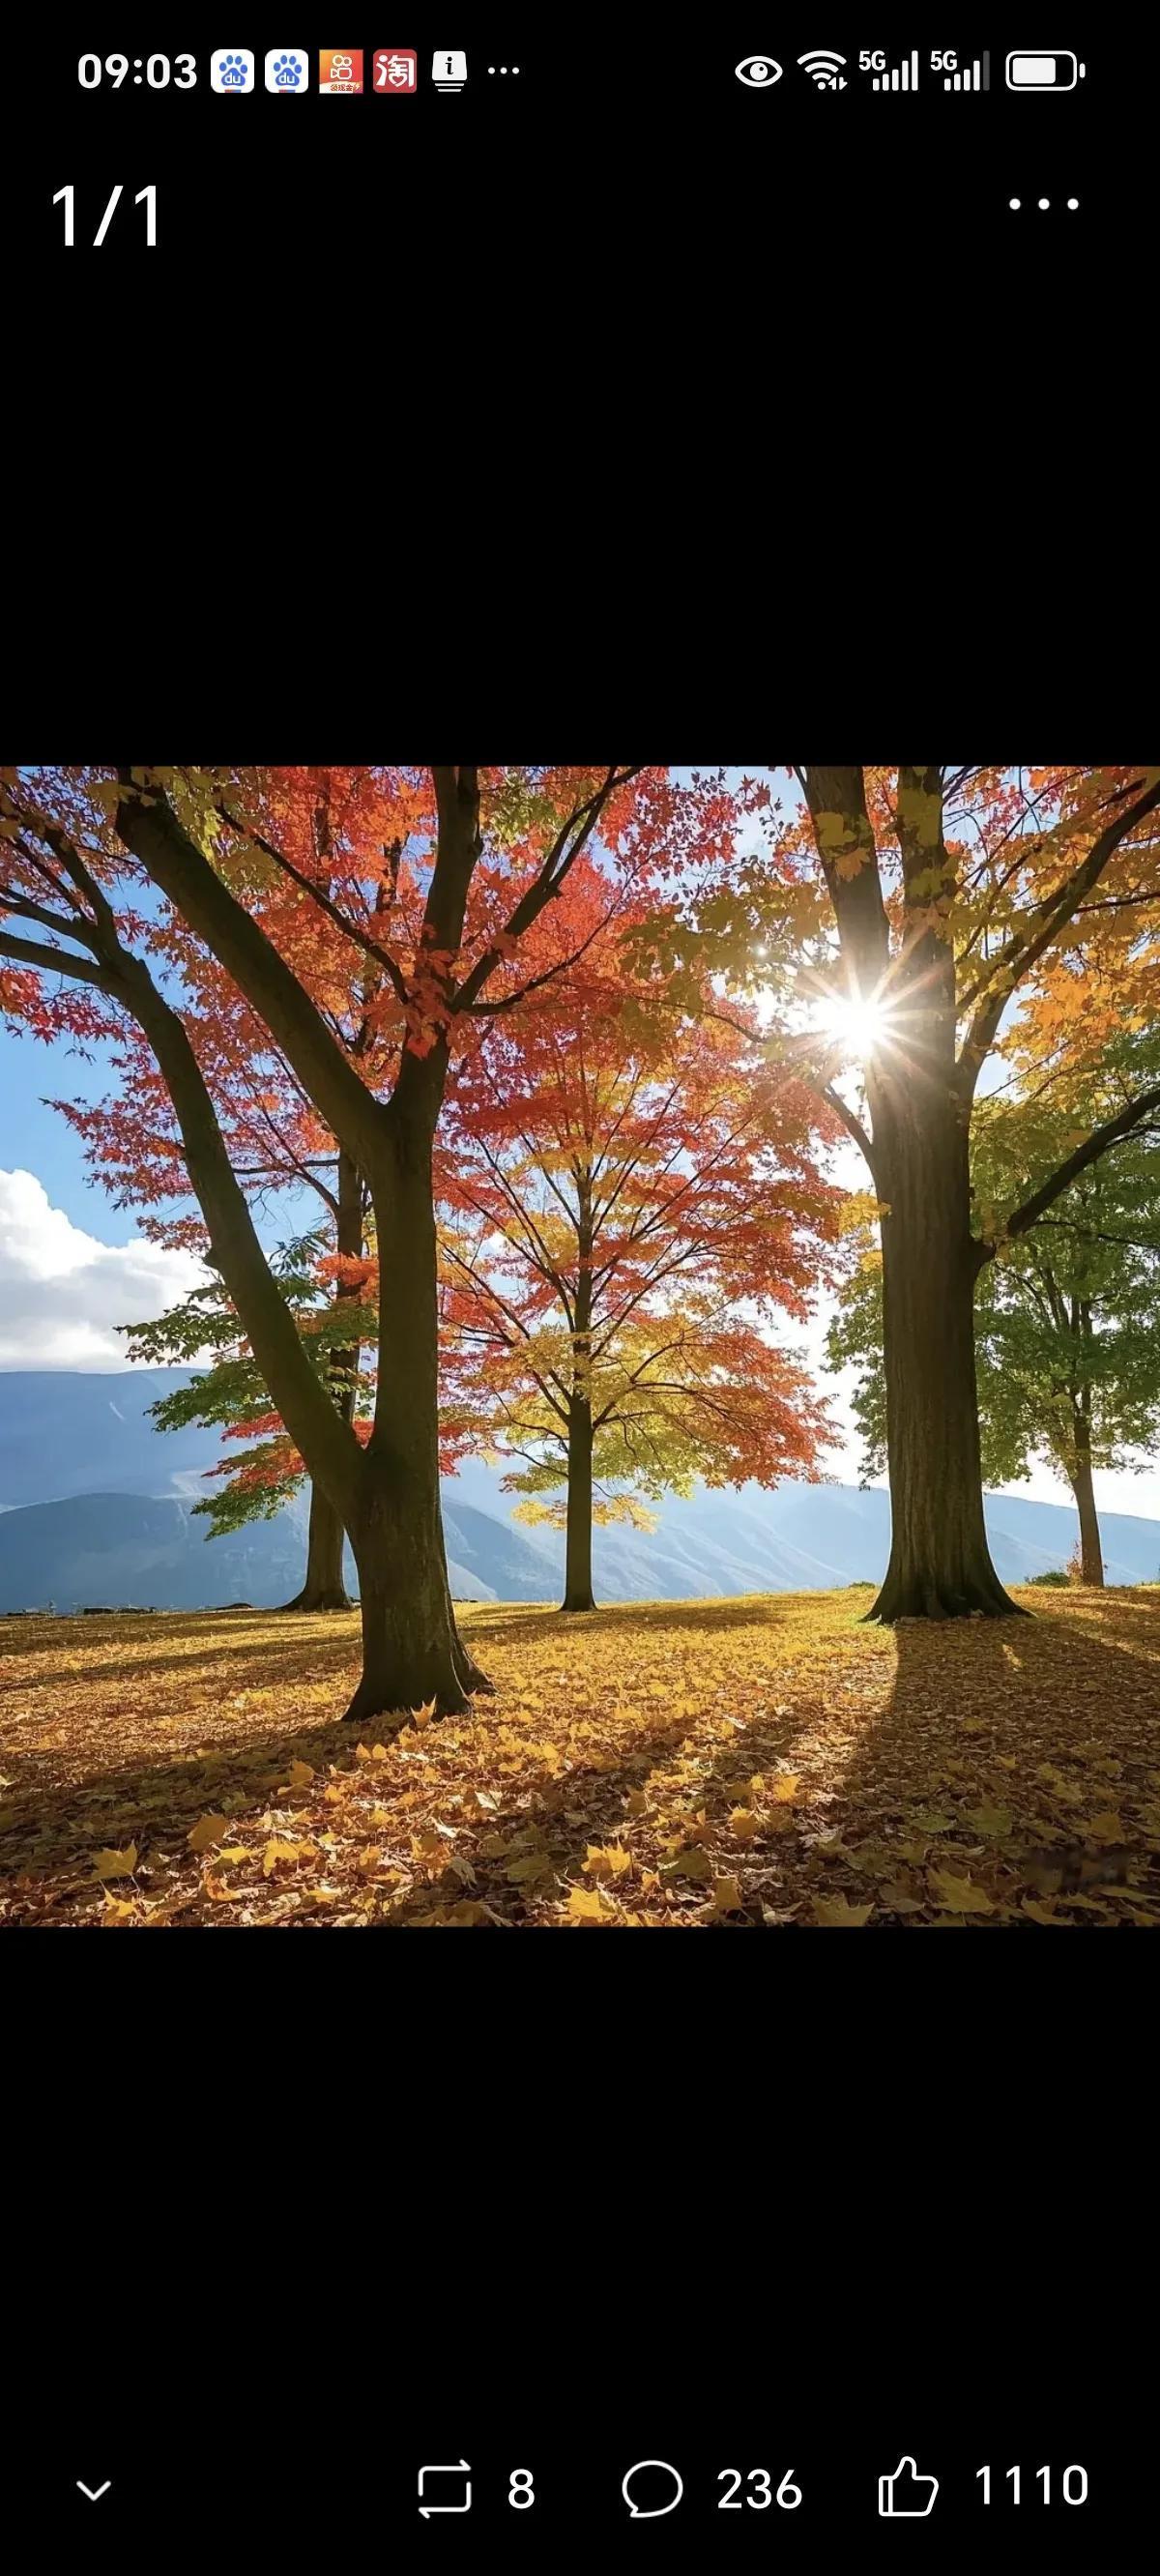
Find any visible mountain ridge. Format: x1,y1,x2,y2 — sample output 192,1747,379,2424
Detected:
2,1370,1158,1609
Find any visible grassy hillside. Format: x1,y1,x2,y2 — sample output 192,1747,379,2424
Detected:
3,1588,1159,1927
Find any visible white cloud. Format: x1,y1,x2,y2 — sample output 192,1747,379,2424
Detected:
0,1170,204,1369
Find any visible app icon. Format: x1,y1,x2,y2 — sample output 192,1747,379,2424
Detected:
878,2458,939,2518
265,50,309,92
432,50,468,91
210,50,255,92
374,48,418,93
319,49,363,94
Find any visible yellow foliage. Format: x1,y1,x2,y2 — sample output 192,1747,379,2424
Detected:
838,1190,890,1235
661,1845,713,1883
812,1894,874,1926
928,1869,996,1915
92,1844,138,1880
7,1589,1160,1931
583,1843,633,1880
262,1837,314,1877
567,1887,609,1923
187,1813,229,1853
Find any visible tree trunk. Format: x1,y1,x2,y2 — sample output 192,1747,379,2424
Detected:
561,1193,595,1612
869,1101,1023,1622
802,764,1023,1625
562,1396,595,1612
344,1476,468,1726
1069,1439,1105,1587
279,1146,364,1612
341,1106,490,1725
279,1479,352,1611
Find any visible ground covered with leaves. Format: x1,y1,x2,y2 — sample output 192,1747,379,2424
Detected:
3,1588,1160,1927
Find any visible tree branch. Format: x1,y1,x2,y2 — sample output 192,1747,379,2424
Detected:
0,890,101,952
801,767,891,995
0,927,115,991
451,766,642,1013
111,949,365,1524
1,903,366,1524
978,1084,1160,1263
215,800,409,1009
113,775,391,1178
957,774,1160,1083
823,1083,878,1176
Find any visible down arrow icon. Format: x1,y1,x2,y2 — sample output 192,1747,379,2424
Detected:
76,2480,112,2503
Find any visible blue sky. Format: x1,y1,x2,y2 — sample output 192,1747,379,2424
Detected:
0,1019,130,1233
0,1019,306,1372
0,1014,302,1251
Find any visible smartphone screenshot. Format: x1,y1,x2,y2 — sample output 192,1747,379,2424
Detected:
2,24,1153,2554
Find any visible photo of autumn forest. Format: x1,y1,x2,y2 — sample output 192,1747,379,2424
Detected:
2,764,1159,1929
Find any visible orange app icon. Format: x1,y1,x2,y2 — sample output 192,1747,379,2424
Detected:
374,48,418,93
319,49,363,94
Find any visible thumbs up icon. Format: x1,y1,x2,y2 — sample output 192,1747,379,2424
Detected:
878,2458,939,2517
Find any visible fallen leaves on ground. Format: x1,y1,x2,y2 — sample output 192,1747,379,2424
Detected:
2,1587,1159,1927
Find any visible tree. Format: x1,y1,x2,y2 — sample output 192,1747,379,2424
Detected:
121,1226,476,1598
827,1050,1160,1586
440,868,840,1609
679,766,1160,1620
50,775,399,1610
119,1233,377,1609
70,1044,372,1611
0,764,721,1719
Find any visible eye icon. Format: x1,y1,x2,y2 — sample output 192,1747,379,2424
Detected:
736,55,783,86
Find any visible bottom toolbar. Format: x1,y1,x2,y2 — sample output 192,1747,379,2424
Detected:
15,2438,1132,2545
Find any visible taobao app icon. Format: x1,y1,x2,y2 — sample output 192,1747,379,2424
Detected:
374,49,418,93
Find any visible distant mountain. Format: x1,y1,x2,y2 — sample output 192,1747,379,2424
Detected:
0,1483,549,1614
441,1495,562,1602
0,1369,225,1508
1,1370,1158,1612
0,1489,309,1613
443,1466,1160,1598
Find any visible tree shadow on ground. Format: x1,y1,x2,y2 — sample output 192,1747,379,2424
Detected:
0,1601,823,1919
381,1599,859,1925
780,1599,1160,1925
0,1623,362,1698
378,1692,825,1927
5,1591,1158,1927
463,1596,797,1649
531,1589,1160,1933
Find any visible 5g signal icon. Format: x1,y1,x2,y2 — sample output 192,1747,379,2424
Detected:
798,50,848,90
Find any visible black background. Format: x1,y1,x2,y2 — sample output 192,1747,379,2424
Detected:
10,1945,1150,2554
0,28,1135,262
4,20,1155,2560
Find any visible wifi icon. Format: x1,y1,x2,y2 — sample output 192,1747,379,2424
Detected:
798,49,848,89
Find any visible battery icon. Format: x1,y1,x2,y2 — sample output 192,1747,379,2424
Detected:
1005,51,1085,90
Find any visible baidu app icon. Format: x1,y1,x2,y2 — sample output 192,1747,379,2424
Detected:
211,50,256,93
265,51,310,93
